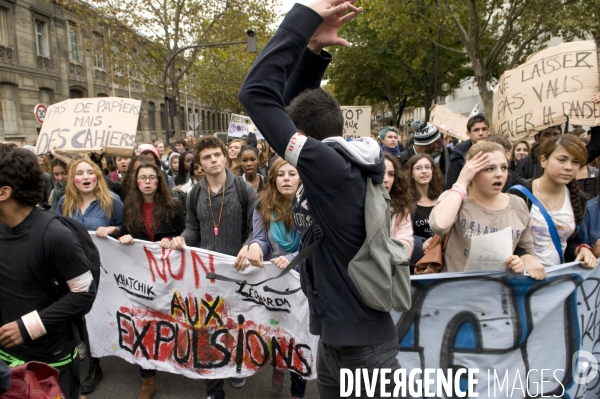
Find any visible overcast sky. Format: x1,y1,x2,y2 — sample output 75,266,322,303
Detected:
277,0,311,22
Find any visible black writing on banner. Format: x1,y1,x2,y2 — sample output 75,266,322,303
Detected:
341,106,371,139
36,97,141,156
493,41,599,140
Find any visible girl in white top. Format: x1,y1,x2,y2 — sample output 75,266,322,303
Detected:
509,135,597,268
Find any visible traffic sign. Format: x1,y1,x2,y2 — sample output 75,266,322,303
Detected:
188,113,200,130
34,103,47,124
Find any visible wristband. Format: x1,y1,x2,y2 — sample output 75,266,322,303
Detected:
578,243,593,254
452,183,467,196
449,188,465,201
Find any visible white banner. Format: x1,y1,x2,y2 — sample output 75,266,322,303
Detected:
87,237,318,380
393,262,600,398
88,236,600,397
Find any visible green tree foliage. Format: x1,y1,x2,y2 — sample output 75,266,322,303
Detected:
327,0,471,124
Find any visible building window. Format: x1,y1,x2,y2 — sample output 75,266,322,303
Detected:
67,22,80,62
159,103,166,132
0,8,8,46
70,89,83,98
35,20,49,57
39,88,53,105
0,84,18,135
148,102,156,131
92,32,104,69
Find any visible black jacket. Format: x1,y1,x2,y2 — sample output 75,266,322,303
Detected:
239,4,396,346
508,178,587,262
445,139,472,189
120,201,185,242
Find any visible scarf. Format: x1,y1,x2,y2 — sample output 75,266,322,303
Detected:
270,212,300,252
381,145,400,157
51,182,66,211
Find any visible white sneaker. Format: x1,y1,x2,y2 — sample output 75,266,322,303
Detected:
230,377,246,388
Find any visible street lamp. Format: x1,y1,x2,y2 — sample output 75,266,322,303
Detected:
163,30,257,144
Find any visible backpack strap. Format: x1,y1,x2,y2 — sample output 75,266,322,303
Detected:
188,182,202,221
234,176,249,239
511,184,564,263
206,224,326,295
27,210,62,299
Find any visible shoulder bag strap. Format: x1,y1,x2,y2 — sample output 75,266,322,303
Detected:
511,184,564,263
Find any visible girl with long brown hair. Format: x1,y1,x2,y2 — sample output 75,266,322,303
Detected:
405,153,444,241
226,139,243,174
118,161,185,399
383,153,414,258
56,158,123,394
245,157,306,398
509,135,597,268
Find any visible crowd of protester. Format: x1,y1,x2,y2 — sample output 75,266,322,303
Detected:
1,1,600,397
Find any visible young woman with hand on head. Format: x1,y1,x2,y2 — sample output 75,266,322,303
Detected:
245,157,306,397
509,135,597,269
429,141,546,279
117,161,185,399
56,158,123,394
382,153,414,258
240,146,265,192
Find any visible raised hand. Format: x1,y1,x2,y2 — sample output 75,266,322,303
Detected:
456,151,489,188
307,0,363,53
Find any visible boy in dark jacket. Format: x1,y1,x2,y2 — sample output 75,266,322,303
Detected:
238,0,400,396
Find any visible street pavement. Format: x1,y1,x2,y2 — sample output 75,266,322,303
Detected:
81,356,319,399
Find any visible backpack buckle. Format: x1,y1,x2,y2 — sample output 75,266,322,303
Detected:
313,224,323,240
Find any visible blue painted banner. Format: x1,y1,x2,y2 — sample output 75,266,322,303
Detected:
392,262,600,398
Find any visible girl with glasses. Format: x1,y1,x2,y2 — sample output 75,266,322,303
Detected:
118,161,185,399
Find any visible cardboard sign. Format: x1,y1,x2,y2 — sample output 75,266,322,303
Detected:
578,177,598,200
493,41,600,139
228,114,253,137
35,97,140,157
340,106,371,139
429,104,470,140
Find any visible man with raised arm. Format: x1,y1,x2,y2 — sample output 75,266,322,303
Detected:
238,1,401,396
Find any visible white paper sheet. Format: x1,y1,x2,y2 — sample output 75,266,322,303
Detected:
464,226,513,272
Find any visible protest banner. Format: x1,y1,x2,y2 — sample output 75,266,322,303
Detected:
429,104,470,140
87,237,318,380
88,237,600,397
340,106,371,139
391,263,600,398
493,41,600,139
35,97,140,157
228,114,253,138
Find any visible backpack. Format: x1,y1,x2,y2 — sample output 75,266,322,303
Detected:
188,176,249,238
27,209,101,316
207,176,412,313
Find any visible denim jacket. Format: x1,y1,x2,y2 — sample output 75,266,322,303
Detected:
579,196,600,247
56,192,123,232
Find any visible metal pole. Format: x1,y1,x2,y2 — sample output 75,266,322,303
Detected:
162,41,246,145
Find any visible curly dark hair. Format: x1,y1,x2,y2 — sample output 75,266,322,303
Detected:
123,161,176,236
404,153,444,201
0,148,45,206
383,153,413,219
193,136,227,159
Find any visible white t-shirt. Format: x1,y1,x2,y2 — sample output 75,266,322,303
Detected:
529,186,575,266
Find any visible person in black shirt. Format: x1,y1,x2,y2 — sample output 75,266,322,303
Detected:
406,153,445,263
0,148,96,399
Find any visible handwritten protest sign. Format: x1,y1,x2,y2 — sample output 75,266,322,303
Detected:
429,104,470,140
392,262,600,398
493,41,600,139
89,236,600,398
87,237,318,380
228,114,253,137
35,97,140,157
340,106,371,139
